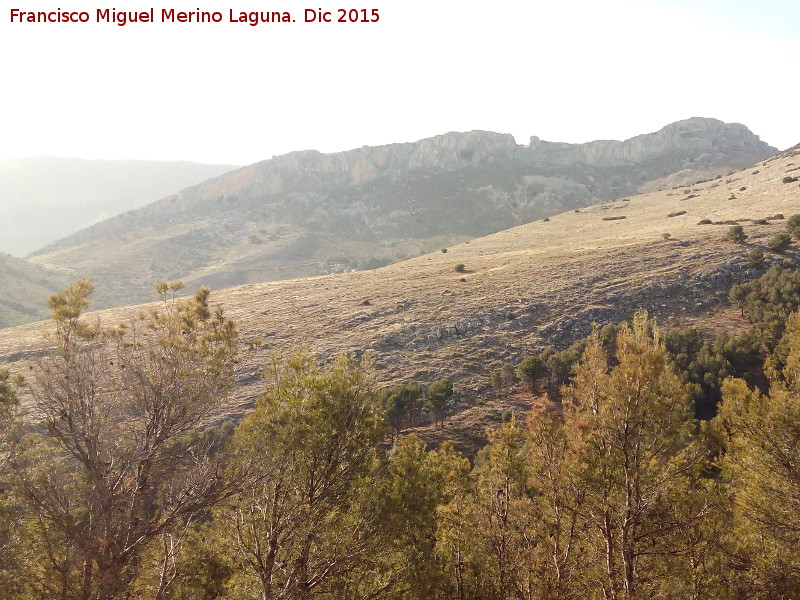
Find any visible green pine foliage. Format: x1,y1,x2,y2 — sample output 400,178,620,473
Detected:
4,270,800,599
787,213,800,240
767,232,793,253
727,224,748,243
730,261,800,348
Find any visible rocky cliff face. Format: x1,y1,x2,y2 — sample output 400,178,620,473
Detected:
28,118,777,311
524,117,773,168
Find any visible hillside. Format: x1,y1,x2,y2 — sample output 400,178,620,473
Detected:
0,253,70,328
0,156,237,257
4,143,799,451
28,118,775,310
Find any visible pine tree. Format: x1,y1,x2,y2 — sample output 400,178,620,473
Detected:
717,312,800,597
437,418,539,600
379,435,469,600
222,349,386,600
16,280,238,600
562,312,703,600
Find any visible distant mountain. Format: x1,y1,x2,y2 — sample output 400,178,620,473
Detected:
0,156,237,257
28,118,776,310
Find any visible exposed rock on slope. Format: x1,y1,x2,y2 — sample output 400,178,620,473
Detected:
29,118,775,310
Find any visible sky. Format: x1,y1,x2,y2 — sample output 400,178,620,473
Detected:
1,0,798,166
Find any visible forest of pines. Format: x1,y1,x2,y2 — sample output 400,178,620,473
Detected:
1,255,800,600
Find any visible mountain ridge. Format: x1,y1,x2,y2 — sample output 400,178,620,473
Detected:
28,117,776,311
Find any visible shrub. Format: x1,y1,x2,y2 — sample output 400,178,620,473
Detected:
668,211,686,218
602,216,626,221
357,257,392,270
441,248,448,253
752,219,768,225
698,219,713,225
727,225,747,243
787,214,800,240
767,233,792,253
746,248,765,269
517,350,553,392
783,176,799,183
454,263,466,273
542,217,550,222
661,233,671,240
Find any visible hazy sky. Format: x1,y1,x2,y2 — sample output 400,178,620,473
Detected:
2,0,798,165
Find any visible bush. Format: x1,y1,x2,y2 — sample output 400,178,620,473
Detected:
441,248,448,253
517,351,552,392
667,211,686,218
661,233,672,240
787,214,800,240
698,219,713,225
767,233,792,253
602,216,626,221
746,248,765,269
454,263,466,273
357,257,392,270
727,225,747,243
783,176,799,183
